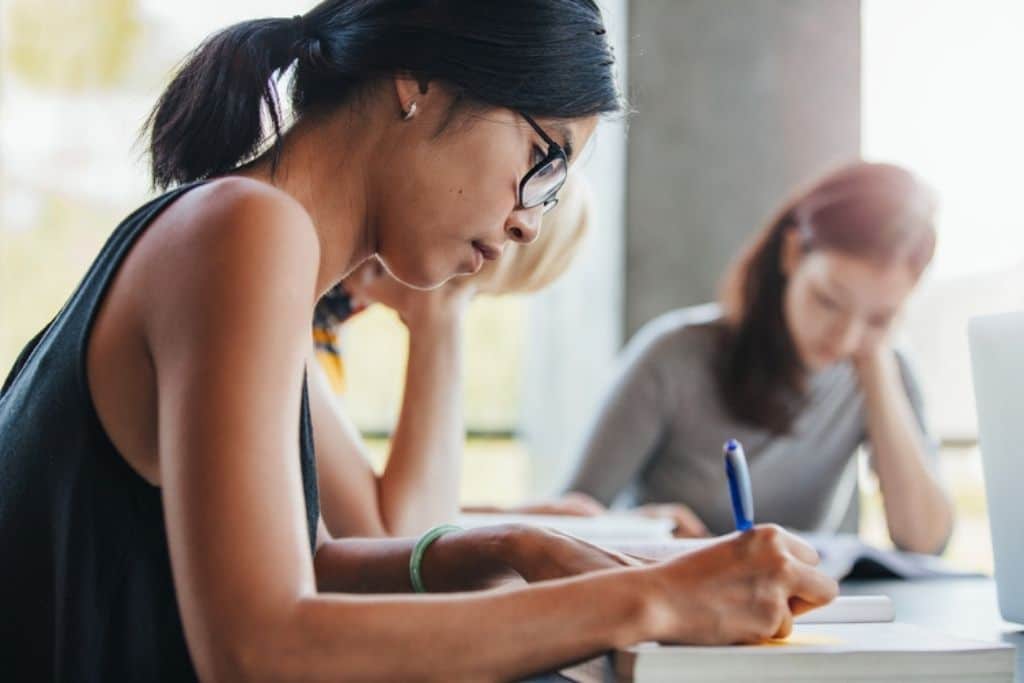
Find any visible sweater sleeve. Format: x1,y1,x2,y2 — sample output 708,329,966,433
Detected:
563,318,679,506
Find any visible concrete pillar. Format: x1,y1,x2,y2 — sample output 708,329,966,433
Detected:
625,0,862,335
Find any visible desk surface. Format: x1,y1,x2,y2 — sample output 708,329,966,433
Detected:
842,577,1023,681
549,577,1022,683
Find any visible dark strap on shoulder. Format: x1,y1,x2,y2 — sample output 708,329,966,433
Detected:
1,319,55,397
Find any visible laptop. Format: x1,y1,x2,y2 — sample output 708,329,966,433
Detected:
969,310,1024,624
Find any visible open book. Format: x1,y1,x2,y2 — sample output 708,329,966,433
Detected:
607,533,974,581
562,597,1015,683
802,532,979,580
457,514,973,580
456,512,675,542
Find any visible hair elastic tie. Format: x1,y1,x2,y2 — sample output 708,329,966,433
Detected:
290,14,308,44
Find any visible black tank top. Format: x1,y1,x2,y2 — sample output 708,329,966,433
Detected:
0,182,320,681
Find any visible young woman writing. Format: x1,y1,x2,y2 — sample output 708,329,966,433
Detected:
0,2,836,679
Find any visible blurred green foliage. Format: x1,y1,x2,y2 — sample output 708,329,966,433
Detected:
0,191,119,373
4,0,140,91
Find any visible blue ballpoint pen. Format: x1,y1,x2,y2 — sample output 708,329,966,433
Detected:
724,438,755,531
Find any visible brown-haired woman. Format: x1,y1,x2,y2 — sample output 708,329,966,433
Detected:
565,161,954,554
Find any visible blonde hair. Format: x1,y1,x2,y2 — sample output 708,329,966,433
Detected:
473,172,591,295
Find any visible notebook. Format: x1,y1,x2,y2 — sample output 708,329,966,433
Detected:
613,623,1015,682
561,598,1015,683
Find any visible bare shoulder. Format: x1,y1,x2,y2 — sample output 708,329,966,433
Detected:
136,177,321,346
141,177,318,291
170,176,318,259
191,176,310,223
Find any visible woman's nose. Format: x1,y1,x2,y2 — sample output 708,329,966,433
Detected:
506,207,542,244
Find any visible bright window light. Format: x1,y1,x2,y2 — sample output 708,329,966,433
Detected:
863,0,1024,279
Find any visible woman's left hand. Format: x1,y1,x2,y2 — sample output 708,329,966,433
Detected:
500,525,648,584
423,524,647,592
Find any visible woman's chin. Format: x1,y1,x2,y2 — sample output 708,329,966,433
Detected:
803,350,842,371
406,275,446,291
377,253,472,290
377,259,441,291
450,255,482,279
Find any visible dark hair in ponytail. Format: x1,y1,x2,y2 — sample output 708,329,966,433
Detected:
145,0,621,189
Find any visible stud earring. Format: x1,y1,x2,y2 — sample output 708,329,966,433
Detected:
403,102,418,121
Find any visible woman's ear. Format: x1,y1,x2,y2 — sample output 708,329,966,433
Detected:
393,75,423,119
392,75,449,123
779,226,805,278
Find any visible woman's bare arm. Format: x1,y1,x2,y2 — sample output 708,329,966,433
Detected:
856,348,953,554
312,264,472,538
377,303,466,534
307,357,392,537
143,183,836,681
309,314,465,538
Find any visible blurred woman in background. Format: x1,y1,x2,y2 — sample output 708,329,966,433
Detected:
564,162,954,554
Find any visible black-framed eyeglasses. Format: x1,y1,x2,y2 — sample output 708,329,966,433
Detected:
519,113,568,215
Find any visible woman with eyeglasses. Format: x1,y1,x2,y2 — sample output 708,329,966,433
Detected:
563,162,954,553
0,2,836,680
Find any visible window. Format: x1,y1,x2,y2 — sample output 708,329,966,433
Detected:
860,0,1024,571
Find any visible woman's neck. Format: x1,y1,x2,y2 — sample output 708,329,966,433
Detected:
235,112,381,297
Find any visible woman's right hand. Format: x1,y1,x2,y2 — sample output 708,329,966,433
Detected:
641,525,838,644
